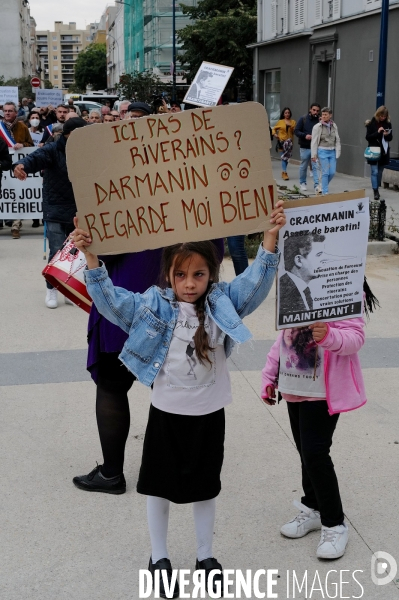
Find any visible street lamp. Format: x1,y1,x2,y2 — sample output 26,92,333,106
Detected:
376,0,389,108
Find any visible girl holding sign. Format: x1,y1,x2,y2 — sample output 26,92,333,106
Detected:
73,201,285,599
260,286,377,560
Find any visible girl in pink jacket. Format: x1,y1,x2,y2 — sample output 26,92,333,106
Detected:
261,316,367,560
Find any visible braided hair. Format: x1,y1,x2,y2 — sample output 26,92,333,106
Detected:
160,242,220,366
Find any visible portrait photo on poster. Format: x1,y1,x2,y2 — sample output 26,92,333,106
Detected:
276,192,369,329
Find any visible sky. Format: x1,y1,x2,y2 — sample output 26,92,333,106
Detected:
30,0,106,32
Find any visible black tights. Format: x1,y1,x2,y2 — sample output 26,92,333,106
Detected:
95,353,135,477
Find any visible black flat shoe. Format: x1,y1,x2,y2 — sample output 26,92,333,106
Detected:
148,557,179,599
73,464,126,494
32,219,40,228
195,557,223,597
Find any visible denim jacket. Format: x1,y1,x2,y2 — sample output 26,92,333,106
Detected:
84,245,280,387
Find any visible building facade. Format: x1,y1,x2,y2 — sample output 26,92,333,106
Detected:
0,0,37,80
36,22,93,92
251,0,399,176
123,0,196,83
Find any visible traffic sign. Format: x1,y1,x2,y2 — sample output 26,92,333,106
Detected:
31,77,41,88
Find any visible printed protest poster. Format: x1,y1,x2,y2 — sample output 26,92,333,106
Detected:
0,86,18,106
35,89,63,107
0,148,43,219
183,62,234,108
66,102,277,255
277,192,369,329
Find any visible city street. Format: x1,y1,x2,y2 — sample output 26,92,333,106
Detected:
0,165,398,599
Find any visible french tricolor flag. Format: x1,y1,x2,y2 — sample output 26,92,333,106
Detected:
0,122,16,148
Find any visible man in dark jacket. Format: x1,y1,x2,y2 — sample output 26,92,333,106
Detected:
294,103,321,192
0,138,13,228
13,117,87,308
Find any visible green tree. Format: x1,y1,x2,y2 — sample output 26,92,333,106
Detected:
74,43,107,91
178,0,257,100
44,79,54,89
116,71,171,103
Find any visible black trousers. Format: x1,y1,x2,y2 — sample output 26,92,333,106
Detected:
96,352,136,477
287,400,344,528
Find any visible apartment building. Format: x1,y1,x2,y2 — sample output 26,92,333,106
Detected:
36,22,93,91
251,0,399,176
0,0,37,79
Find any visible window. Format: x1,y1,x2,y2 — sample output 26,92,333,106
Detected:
53,45,57,50
264,69,281,127
54,66,58,70
54,75,58,79
315,0,322,24
53,55,57,60
271,1,277,35
294,0,305,29
52,36,57,40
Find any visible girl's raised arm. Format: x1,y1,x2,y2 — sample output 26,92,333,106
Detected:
263,200,286,252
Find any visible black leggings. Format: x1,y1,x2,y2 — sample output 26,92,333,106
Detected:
96,353,135,477
287,400,344,528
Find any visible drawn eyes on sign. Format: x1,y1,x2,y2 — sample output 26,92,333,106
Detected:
238,159,251,179
217,163,233,181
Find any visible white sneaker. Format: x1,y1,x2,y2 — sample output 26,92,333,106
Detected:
64,296,74,305
309,170,313,178
300,183,307,191
45,288,58,309
315,185,322,194
280,500,321,538
316,523,349,559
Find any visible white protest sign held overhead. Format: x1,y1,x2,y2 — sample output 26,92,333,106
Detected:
0,148,43,219
276,191,369,329
183,62,234,108
66,102,277,256
0,87,19,106
35,89,64,107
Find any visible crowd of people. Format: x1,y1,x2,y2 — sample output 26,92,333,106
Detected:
272,102,392,200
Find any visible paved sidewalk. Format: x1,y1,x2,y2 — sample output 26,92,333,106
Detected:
0,173,399,598
272,157,399,223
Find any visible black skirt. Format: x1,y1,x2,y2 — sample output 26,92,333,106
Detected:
137,404,225,504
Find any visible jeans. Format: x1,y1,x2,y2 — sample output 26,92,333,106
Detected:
317,148,336,194
299,148,319,186
287,400,344,527
370,163,385,190
46,221,75,289
280,155,288,172
227,235,249,275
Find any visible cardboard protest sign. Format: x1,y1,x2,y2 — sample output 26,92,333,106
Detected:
35,89,63,107
0,148,43,219
183,62,234,108
276,191,369,329
66,102,277,255
0,87,18,106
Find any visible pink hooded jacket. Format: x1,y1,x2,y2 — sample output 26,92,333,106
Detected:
261,317,367,415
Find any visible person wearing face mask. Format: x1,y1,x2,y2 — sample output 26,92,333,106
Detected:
28,113,43,146
13,117,87,308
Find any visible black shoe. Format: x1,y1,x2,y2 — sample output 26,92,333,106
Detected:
4,220,12,227
73,464,126,494
0,221,3,228
373,188,380,200
195,557,223,597
148,557,179,599
32,219,40,227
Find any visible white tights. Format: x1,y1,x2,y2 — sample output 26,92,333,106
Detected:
147,495,216,563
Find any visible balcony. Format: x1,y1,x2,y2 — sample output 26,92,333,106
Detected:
61,56,76,62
